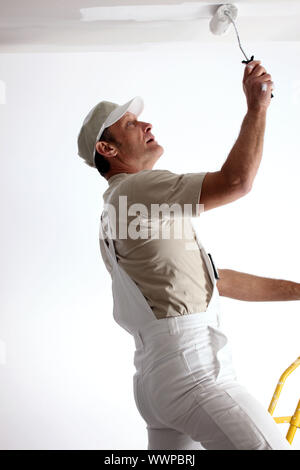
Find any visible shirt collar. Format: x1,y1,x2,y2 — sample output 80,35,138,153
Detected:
107,173,129,186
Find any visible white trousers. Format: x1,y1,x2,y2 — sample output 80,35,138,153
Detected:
133,314,291,450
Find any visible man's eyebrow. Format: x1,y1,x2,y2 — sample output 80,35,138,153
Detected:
122,114,137,125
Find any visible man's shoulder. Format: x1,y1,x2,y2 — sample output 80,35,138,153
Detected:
104,169,182,203
113,169,177,190
129,168,178,183
132,168,176,178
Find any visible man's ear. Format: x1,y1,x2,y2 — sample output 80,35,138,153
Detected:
95,141,117,157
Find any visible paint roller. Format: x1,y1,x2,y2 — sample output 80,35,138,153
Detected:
209,3,274,98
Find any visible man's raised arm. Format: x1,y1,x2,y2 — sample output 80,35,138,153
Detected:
200,60,274,212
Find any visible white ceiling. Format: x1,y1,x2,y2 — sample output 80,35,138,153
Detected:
1,0,300,52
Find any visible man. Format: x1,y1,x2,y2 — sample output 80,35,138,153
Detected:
77,61,297,450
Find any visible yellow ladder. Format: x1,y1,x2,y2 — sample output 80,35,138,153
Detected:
268,356,300,444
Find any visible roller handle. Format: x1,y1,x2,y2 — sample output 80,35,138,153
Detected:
242,55,274,98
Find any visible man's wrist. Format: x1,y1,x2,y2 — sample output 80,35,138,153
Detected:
246,106,267,117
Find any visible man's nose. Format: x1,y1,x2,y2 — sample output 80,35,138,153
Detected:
143,122,152,133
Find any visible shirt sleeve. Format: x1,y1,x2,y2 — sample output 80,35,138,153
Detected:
130,169,207,217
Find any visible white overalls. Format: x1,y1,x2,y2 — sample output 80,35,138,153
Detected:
100,212,290,450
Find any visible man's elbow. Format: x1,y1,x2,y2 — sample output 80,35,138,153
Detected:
222,171,253,198
225,179,252,203
232,176,253,197
216,268,228,297
239,179,253,196
216,268,236,298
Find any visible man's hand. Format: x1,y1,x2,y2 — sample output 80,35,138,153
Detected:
243,60,274,112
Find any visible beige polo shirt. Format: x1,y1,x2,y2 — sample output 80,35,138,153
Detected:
99,169,213,319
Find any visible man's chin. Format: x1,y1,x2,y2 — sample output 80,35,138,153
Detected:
156,143,164,155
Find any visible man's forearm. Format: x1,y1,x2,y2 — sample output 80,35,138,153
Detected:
217,269,300,302
221,109,267,190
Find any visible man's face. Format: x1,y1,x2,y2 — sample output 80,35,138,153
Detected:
96,111,164,172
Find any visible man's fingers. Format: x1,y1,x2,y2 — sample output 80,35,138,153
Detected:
245,64,267,79
250,65,267,78
242,59,274,107
259,73,272,82
243,60,261,79
251,74,273,89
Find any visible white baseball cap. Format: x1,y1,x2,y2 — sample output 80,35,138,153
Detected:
77,96,144,168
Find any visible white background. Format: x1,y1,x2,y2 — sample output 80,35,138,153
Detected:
0,41,299,449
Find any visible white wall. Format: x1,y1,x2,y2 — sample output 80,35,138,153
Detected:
0,41,299,449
